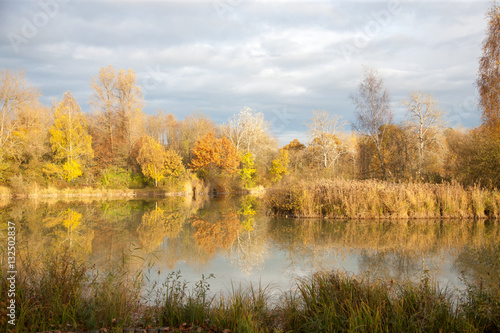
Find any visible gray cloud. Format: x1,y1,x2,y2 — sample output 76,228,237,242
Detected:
0,0,490,145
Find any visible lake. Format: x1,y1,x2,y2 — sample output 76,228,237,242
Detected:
1,194,498,296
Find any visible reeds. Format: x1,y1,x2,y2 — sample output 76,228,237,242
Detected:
266,179,500,219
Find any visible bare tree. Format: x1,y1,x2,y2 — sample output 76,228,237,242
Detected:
307,110,347,169
402,91,445,177
222,106,276,157
350,67,393,179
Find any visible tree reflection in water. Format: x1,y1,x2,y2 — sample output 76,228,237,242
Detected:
1,197,497,293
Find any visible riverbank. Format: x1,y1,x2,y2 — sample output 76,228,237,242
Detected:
0,181,266,200
1,244,498,332
0,178,208,199
266,179,500,219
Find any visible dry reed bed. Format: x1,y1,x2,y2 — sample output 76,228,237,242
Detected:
266,179,500,219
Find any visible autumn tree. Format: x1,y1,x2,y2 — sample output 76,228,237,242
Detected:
446,128,500,187
477,2,500,134
89,66,144,169
136,136,166,187
380,124,416,180
116,68,145,161
89,66,116,167
190,131,240,176
307,110,347,170
0,69,40,164
11,103,51,165
350,67,393,179
239,152,257,188
445,2,500,187
177,112,215,164
282,139,306,173
268,149,289,183
163,149,185,178
146,109,178,147
49,92,93,181
9,102,52,184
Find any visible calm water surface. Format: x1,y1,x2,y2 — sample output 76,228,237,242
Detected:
1,195,498,295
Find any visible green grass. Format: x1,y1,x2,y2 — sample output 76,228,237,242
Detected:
1,246,499,332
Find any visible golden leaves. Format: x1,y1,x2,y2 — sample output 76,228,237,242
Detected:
49,91,93,180
136,135,184,186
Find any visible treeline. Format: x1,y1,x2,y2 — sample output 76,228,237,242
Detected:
0,3,499,193
0,66,282,193
0,65,498,195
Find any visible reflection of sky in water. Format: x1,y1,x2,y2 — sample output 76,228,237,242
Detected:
145,241,467,298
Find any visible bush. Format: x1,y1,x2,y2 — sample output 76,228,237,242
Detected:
99,167,133,189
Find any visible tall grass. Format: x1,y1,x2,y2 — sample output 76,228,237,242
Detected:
266,179,500,219
282,270,481,332
0,246,144,332
1,246,498,332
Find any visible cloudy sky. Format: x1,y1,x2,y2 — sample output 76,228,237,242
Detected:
0,0,490,145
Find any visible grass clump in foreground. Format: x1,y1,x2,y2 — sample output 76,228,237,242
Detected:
283,271,499,333
0,247,144,332
1,246,499,332
266,178,500,219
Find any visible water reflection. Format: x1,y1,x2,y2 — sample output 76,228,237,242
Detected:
0,196,498,293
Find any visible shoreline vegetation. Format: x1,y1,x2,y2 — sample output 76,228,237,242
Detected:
1,245,498,332
0,181,266,200
2,178,500,220
265,179,500,220
0,185,188,199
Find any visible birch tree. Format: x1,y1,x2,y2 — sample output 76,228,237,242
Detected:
350,67,393,179
307,110,347,169
223,106,275,157
402,91,444,177
49,92,93,180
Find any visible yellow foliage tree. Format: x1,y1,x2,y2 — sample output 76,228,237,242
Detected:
164,149,185,177
49,92,93,181
268,149,289,183
136,136,167,187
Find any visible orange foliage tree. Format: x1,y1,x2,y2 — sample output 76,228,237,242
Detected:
189,131,240,175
